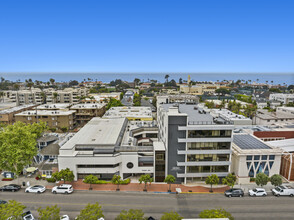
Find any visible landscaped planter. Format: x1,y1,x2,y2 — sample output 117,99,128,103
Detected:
2,178,14,181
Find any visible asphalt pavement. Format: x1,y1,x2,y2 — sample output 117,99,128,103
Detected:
1,190,294,220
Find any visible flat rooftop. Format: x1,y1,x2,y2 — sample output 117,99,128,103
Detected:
60,117,126,150
161,104,232,125
103,106,152,118
233,134,271,150
15,110,76,116
37,103,71,110
0,104,36,114
70,103,106,109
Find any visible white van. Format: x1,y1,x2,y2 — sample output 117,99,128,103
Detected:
272,185,294,197
52,184,73,194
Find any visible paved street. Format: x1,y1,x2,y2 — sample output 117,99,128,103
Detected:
1,190,294,220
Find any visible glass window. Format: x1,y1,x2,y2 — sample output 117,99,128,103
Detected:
246,156,252,160
269,155,275,160
254,155,260,160
261,155,267,160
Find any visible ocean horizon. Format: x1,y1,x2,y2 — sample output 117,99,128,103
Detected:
0,73,293,85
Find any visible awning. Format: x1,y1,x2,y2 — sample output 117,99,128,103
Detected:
26,167,37,172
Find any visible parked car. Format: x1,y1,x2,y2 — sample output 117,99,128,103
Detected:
272,185,294,197
60,215,70,220
249,188,267,197
22,211,35,220
25,185,46,194
224,188,244,197
52,184,73,194
0,200,7,205
0,184,21,192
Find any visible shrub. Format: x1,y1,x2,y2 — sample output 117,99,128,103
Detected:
95,180,111,184
49,127,56,132
250,177,255,182
46,177,56,183
121,178,131,185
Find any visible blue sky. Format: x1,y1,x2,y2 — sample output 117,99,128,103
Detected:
0,0,293,73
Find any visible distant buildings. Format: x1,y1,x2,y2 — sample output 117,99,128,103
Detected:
103,106,153,121
70,103,106,125
254,107,294,126
269,93,294,105
0,104,37,124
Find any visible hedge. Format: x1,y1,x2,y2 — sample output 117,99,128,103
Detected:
46,177,56,183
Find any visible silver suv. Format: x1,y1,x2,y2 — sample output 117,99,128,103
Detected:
52,184,73,194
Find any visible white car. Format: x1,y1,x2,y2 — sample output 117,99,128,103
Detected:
60,215,70,220
25,185,46,194
249,188,267,197
52,184,73,194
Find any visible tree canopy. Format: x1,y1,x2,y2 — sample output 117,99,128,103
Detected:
106,98,123,110
205,174,219,192
112,174,122,191
139,174,153,191
255,173,269,187
37,205,60,220
115,209,145,220
222,173,236,188
52,168,75,183
270,174,283,187
161,211,182,220
76,203,104,220
199,208,234,220
0,200,26,219
0,121,47,176
84,175,99,190
164,175,176,192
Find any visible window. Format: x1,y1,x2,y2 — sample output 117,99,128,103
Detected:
261,155,267,160
254,155,260,160
246,156,252,160
269,155,275,160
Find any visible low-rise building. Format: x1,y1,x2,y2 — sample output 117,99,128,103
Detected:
36,103,72,110
85,93,121,103
210,109,252,125
58,117,156,181
103,106,153,121
157,95,199,107
0,104,37,124
231,134,282,184
15,110,76,130
70,103,106,125
254,108,294,126
269,93,294,104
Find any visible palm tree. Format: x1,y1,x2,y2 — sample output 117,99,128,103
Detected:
49,78,55,85
0,91,4,102
53,92,58,103
165,75,170,83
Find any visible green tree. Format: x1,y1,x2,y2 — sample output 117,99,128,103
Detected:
60,126,68,133
205,101,214,109
205,174,219,193
37,205,60,220
0,122,47,176
164,175,176,192
120,92,124,100
84,175,98,190
161,211,182,220
270,174,283,187
76,203,104,220
152,96,157,108
139,174,153,192
255,173,269,187
49,78,55,85
106,98,123,110
115,209,145,220
222,173,237,188
199,208,234,220
165,74,170,83
53,92,58,103
53,168,75,183
134,78,141,87
112,174,122,191
0,200,26,220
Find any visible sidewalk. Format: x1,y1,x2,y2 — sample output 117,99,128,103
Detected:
46,179,230,193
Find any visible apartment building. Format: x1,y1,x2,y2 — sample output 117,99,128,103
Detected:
84,93,121,103
45,88,88,104
70,103,106,125
15,110,76,130
231,134,282,184
254,107,294,126
58,117,156,181
157,103,234,183
157,95,199,107
179,84,222,95
5,89,45,105
269,93,294,104
36,103,72,110
103,106,153,121
0,104,37,124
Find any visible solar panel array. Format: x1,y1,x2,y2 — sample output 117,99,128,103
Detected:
233,134,271,150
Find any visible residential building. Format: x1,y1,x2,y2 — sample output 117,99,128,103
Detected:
85,93,121,103
70,103,106,125
0,104,37,124
254,130,294,142
36,103,72,110
254,108,294,126
15,110,76,130
45,88,88,104
58,117,157,181
209,109,252,125
269,93,294,104
157,95,199,107
157,103,234,183
103,107,153,121
231,134,282,184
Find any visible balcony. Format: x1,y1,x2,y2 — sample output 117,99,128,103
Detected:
177,149,232,155
177,172,229,178
178,138,232,143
